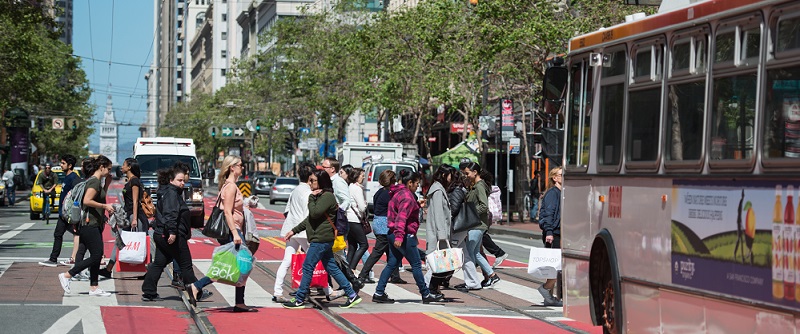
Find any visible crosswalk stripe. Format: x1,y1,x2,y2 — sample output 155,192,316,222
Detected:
425,312,494,334
0,223,34,246
262,237,286,249
45,273,119,334
194,260,279,308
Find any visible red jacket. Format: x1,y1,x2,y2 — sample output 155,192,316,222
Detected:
387,184,420,241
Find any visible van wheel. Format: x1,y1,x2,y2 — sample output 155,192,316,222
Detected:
269,200,275,205
30,211,39,220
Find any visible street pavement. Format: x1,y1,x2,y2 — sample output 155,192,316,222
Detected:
0,183,599,334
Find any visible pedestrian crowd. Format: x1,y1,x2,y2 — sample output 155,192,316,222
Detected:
36,153,562,311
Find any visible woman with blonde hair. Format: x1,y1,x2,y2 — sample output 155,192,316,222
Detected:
537,166,563,307
188,155,257,312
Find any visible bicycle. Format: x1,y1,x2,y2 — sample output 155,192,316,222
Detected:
41,191,53,225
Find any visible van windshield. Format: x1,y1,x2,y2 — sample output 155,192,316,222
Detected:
136,155,201,178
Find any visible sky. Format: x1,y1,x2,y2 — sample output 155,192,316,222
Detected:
72,0,154,163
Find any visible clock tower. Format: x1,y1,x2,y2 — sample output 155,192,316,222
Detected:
99,94,118,164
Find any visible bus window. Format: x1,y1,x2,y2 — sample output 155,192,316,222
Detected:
742,27,760,61
666,82,705,162
627,88,661,162
776,16,800,53
566,58,593,168
710,73,757,160
715,31,736,63
598,49,626,168
763,66,800,159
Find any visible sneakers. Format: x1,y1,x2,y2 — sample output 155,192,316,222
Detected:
198,289,213,301
89,288,112,297
39,260,58,267
492,253,509,269
59,258,75,266
282,297,306,309
481,274,500,288
71,273,89,281
538,285,558,305
372,293,395,304
170,280,185,290
422,292,444,304
58,273,71,294
340,295,362,308
142,294,163,302
543,299,563,307
389,277,408,284
325,290,345,302
455,285,482,292
272,295,290,303
98,269,112,279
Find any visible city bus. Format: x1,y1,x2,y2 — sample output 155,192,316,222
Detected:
544,0,800,333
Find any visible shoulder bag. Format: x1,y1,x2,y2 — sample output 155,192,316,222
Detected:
350,206,372,235
452,201,481,233
202,184,231,239
325,213,347,252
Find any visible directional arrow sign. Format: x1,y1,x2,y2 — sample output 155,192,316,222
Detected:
233,128,245,137
221,127,233,137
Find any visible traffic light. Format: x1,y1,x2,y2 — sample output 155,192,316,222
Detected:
255,120,261,132
284,137,293,153
37,117,44,131
211,128,216,137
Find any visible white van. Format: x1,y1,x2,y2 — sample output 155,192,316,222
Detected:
363,155,421,213
133,137,205,227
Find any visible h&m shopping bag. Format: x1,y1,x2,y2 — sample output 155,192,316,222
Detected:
291,252,328,289
425,246,464,274
118,231,148,264
527,247,562,279
116,233,150,273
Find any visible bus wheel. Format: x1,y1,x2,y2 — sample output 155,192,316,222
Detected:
601,276,617,334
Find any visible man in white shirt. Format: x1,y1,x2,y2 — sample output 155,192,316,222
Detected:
322,158,351,210
273,163,334,302
2,169,15,206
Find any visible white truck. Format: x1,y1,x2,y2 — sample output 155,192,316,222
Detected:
337,141,404,168
133,137,205,227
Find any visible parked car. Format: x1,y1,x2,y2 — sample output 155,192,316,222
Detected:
247,170,274,181
254,175,276,195
269,177,299,204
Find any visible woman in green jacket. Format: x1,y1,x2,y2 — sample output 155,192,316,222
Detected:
282,170,362,309
455,162,500,292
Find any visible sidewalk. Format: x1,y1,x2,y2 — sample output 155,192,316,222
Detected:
489,220,542,240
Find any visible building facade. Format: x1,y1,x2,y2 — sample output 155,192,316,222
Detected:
99,95,119,164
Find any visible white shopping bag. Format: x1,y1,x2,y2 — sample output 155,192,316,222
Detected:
118,231,148,264
528,247,561,279
425,246,464,274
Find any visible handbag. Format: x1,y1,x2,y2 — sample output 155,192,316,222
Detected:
202,192,231,239
350,206,372,235
527,247,562,279
118,231,148,264
452,201,481,233
335,208,350,235
425,244,464,274
325,213,347,252
207,243,242,286
291,250,329,288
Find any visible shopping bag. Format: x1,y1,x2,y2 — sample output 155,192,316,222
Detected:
118,231,148,264
207,243,242,286
116,235,150,272
291,252,328,289
425,246,464,274
527,247,561,279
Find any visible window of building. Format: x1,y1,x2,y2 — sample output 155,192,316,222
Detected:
196,12,205,26
178,8,183,16
177,45,182,53
221,50,227,58
221,69,227,76
177,20,183,28
221,32,227,40
222,14,227,22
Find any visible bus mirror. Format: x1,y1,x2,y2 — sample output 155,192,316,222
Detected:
590,53,602,67
542,66,568,115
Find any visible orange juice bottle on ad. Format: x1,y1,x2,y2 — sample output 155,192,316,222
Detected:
785,185,795,301
774,185,784,300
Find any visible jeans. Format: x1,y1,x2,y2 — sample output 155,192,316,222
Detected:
142,233,197,296
48,216,79,262
274,237,310,297
67,225,104,286
194,230,247,305
530,197,539,221
358,234,400,280
376,234,429,297
42,191,54,216
5,184,14,205
294,241,356,303
461,229,493,289
346,222,368,270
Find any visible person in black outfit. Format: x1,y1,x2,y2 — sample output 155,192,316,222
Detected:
39,155,81,267
141,167,204,301
356,170,403,284
530,170,542,222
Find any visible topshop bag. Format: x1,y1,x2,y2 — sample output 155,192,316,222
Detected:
452,201,481,233
527,247,562,279
202,195,231,239
425,244,464,274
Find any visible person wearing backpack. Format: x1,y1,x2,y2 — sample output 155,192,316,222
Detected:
39,155,81,267
57,156,115,297
478,171,509,270
537,166,563,307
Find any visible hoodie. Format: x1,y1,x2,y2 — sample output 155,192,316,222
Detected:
154,183,190,238
388,184,420,241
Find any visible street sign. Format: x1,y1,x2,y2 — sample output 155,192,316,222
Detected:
233,128,245,137
509,137,521,154
501,99,514,141
208,126,218,137
68,118,79,129
52,118,64,130
221,127,233,137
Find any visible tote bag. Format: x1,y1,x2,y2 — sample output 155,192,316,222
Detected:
202,195,230,239
118,231,148,264
291,252,329,288
452,201,481,233
425,245,464,274
527,247,562,279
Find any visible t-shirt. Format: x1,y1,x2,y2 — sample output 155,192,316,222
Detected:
58,172,80,216
123,177,144,215
84,176,106,227
38,171,58,190
373,187,390,217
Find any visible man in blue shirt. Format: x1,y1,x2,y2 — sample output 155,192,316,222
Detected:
39,155,81,267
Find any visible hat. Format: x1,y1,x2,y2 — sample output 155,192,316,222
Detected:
45,163,52,168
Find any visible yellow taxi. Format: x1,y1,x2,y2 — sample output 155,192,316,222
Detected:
29,166,67,220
